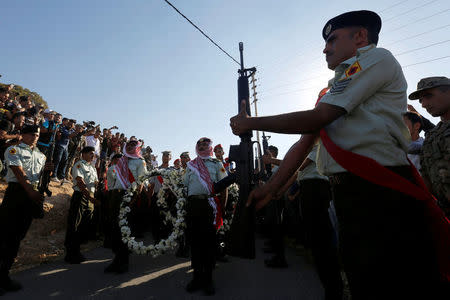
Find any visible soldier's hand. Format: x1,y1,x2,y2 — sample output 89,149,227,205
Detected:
230,100,250,136
28,189,45,204
246,184,275,211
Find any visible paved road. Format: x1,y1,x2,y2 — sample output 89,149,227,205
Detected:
5,237,323,299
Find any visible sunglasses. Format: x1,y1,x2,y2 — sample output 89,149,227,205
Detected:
197,138,211,144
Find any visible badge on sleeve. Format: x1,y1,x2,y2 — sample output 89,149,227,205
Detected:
220,167,226,173
345,61,362,78
329,78,352,95
76,164,81,169
9,148,17,155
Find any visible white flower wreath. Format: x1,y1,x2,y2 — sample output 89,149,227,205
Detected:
119,169,240,257
118,169,187,257
217,183,239,235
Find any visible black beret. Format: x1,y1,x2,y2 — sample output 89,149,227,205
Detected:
21,124,40,134
81,146,95,154
323,10,381,41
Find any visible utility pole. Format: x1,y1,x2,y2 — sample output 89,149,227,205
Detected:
250,72,260,146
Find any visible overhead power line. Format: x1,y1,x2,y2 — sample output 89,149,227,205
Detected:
391,8,450,32
384,23,450,46
379,0,410,13
163,0,240,65
402,55,450,68
384,0,439,22
395,39,450,56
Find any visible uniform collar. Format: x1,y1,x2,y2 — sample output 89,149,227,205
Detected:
80,159,91,165
18,143,34,151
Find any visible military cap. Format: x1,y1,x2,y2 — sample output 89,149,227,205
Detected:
408,76,450,100
180,151,190,158
213,144,223,152
81,146,95,154
162,151,171,156
322,10,381,42
22,124,40,134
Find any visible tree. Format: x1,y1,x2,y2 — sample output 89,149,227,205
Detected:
0,82,48,108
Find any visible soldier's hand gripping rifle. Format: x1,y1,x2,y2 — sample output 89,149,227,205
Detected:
227,42,258,259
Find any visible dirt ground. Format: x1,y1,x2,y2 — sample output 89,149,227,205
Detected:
0,180,100,273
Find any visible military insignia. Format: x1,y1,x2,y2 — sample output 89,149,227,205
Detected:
329,78,352,95
220,167,226,173
345,61,362,78
76,164,81,169
325,24,332,36
9,148,17,155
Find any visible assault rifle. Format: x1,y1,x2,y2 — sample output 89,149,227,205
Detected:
95,148,109,199
36,122,58,218
227,42,258,259
262,132,272,180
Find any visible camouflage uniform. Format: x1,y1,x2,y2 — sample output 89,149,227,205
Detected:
421,121,450,217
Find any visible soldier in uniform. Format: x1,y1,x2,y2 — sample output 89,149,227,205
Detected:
173,158,181,170
0,125,48,294
104,140,147,273
230,10,445,299
184,137,227,295
64,146,99,264
409,76,450,217
160,150,172,169
213,144,230,174
148,150,173,241
296,144,343,298
180,151,191,170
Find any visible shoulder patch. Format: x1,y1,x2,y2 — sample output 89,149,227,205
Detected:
345,61,362,78
220,167,226,173
329,78,352,95
76,164,81,169
9,148,17,155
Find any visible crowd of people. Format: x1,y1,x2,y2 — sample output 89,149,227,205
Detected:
0,8,449,300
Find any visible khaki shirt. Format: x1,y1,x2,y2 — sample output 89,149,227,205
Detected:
72,159,98,194
297,145,328,181
106,164,118,190
108,158,147,190
184,158,227,196
317,45,410,175
4,143,46,184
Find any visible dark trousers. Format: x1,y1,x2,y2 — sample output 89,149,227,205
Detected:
265,197,285,258
331,167,441,300
107,190,129,263
299,179,343,299
64,191,94,255
53,144,68,179
186,196,216,283
0,183,33,278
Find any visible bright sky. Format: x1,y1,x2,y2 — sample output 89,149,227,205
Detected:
1,0,449,162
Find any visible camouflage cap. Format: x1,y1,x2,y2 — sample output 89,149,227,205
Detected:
408,76,450,100
180,151,190,158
